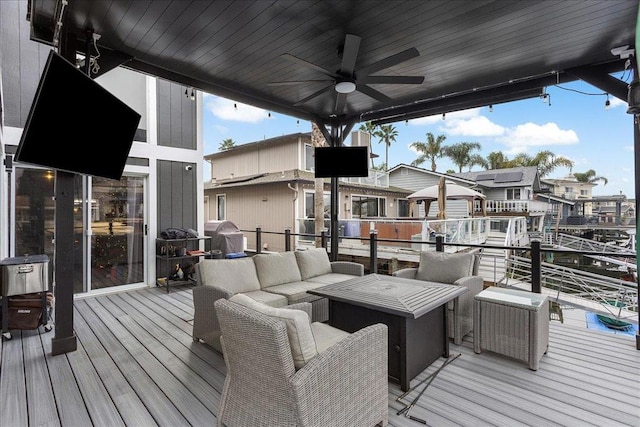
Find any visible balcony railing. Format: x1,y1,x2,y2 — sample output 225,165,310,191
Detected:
239,223,638,325
485,199,548,214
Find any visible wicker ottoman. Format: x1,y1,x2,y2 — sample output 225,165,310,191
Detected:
473,287,549,370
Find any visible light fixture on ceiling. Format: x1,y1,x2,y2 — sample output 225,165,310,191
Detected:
234,103,237,110
190,89,195,101
268,111,272,118
605,93,611,110
335,80,356,94
296,119,299,127
442,112,446,120
489,104,493,113
184,88,188,98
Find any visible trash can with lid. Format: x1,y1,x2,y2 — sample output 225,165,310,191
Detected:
1,255,51,340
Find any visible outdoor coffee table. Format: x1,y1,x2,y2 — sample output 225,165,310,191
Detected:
308,273,466,391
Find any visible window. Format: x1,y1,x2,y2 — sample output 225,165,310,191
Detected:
305,144,314,171
352,196,386,217
304,191,331,218
506,188,521,200
580,189,588,196
217,194,226,220
398,199,410,217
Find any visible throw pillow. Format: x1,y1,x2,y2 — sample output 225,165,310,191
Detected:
253,252,302,288
229,293,318,369
415,251,474,284
295,248,332,280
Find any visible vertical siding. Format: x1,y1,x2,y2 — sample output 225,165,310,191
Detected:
389,168,469,218
206,183,296,252
211,138,307,179
157,160,196,235
157,80,196,149
0,0,50,128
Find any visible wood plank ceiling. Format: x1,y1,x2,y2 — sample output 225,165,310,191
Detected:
28,0,637,127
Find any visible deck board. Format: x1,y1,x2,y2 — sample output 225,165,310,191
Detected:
1,284,638,427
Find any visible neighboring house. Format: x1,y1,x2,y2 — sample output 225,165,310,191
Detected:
542,174,596,215
1,0,204,296
592,195,634,225
204,132,412,252
387,164,479,218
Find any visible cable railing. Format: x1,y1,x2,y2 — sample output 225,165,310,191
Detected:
238,224,638,324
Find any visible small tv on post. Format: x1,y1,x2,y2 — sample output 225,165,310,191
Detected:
314,146,369,178
15,50,141,181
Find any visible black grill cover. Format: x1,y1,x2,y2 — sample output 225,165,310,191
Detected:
204,221,244,255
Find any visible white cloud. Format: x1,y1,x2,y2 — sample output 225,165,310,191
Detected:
441,115,505,137
409,107,482,126
497,122,579,154
204,94,268,123
608,96,627,109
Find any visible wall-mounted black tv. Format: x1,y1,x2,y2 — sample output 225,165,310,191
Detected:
314,146,369,178
15,50,141,181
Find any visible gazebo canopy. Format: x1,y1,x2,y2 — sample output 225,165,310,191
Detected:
408,181,486,202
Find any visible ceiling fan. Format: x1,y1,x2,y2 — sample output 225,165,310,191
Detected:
269,34,424,114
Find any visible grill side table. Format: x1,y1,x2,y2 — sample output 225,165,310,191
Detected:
473,287,549,370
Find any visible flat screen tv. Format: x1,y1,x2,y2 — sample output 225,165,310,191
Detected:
314,146,369,178
15,50,141,180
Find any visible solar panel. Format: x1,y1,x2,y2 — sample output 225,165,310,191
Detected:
476,173,496,181
494,171,523,183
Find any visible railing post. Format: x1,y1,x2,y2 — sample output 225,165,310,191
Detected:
320,229,328,250
531,240,541,293
436,235,444,252
285,227,291,252
369,229,378,274
256,226,262,254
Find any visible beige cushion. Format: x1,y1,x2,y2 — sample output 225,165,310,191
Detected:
198,258,261,293
311,322,350,353
264,281,323,304
416,251,474,284
304,272,357,285
229,293,318,369
242,290,288,307
295,248,332,280
253,252,302,289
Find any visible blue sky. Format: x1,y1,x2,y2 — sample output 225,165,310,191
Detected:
202,76,635,198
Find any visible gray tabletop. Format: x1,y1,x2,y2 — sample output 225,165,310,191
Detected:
308,274,467,318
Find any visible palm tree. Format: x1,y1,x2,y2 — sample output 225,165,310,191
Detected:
574,169,608,186
467,154,489,171
359,121,379,168
311,123,327,247
510,150,574,177
486,151,511,169
443,141,482,173
373,124,398,171
410,132,447,171
219,138,236,150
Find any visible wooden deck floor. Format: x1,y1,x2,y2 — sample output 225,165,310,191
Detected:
1,284,638,426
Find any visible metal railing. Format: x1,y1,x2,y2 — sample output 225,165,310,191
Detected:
240,225,638,324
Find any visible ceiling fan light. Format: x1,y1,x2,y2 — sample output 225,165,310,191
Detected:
335,81,356,93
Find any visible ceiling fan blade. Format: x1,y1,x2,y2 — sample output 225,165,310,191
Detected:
334,92,348,113
356,84,392,103
281,53,338,79
340,34,361,75
293,84,334,106
358,47,420,77
268,79,334,86
359,75,424,85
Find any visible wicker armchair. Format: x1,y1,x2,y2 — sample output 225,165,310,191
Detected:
215,298,388,427
393,248,483,345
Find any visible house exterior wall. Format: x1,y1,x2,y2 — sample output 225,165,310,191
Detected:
389,166,468,218
207,183,297,252
1,0,204,287
210,135,310,180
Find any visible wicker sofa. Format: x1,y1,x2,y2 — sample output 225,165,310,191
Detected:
215,296,388,426
393,249,483,345
192,248,364,351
